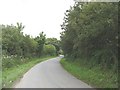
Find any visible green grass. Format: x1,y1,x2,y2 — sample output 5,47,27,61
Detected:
60,58,118,88
2,56,55,88
0,71,2,89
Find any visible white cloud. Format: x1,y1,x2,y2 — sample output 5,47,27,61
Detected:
0,0,74,39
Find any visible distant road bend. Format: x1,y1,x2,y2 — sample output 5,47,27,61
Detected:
14,56,93,88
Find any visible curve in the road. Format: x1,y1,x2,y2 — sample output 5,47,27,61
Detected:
14,57,93,88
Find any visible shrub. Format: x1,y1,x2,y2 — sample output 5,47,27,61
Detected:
43,45,56,56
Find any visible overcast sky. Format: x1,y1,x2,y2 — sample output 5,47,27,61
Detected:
0,0,74,39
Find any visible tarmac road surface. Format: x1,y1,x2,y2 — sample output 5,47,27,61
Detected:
14,56,93,88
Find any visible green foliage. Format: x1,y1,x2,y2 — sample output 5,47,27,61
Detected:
34,32,46,56
2,23,59,71
45,38,61,55
1,23,58,88
2,56,55,88
60,2,118,71
2,23,58,58
2,55,29,70
43,45,56,56
2,23,39,58
60,58,118,88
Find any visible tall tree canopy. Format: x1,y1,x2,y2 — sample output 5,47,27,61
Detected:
2,23,58,58
60,2,118,71
45,38,61,55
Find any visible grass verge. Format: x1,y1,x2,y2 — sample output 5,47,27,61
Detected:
2,56,55,88
60,58,118,88
0,71,2,89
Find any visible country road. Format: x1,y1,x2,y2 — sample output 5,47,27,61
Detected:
14,56,92,88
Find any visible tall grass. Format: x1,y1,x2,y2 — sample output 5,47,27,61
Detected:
2,56,55,88
60,58,118,88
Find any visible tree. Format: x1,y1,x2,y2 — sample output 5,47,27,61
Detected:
34,32,46,56
2,24,23,56
43,45,56,56
2,23,39,58
16,22,25,31
60,2,118,70
45,38,60,55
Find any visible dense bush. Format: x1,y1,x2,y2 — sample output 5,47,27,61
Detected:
43,45,56,56
60,2,118,71
2,24,45,57
2,55,29,70
2,23,60,57
1,23,60,69
45,38,60,55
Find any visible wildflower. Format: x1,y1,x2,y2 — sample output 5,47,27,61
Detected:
9,80,13,83
21,59,23,62
3,84,5,87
